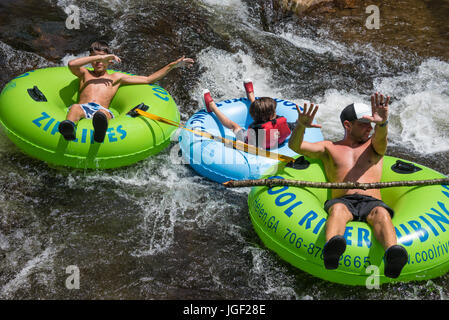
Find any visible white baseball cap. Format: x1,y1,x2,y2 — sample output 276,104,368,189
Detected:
340,103,372,124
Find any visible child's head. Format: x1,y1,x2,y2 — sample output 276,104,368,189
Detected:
249,97,277,123
89,41,111,73
89,41,111,55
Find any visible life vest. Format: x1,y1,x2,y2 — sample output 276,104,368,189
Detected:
248,116,291,149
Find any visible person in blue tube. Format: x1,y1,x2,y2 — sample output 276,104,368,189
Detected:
203,80,295,149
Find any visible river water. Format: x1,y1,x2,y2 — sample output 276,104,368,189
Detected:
0,0,448,300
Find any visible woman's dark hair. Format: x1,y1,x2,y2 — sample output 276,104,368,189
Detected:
249,97,277,123
89,41,111,54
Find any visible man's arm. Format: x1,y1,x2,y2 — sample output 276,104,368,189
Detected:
68,54,121,78
371,122,388,156
288,103,327,159
363,93,390,156
120,56,194,85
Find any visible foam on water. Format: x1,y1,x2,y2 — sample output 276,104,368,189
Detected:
201,0,244,6
243,246,299,299
1,245,58,298
306,89,363,140
58,150,247,259
376,58,449,154
195,48,277,96
200,0,248,14
60,52,89,67
192,47,303,113
277,24,349,57
55,0,130,17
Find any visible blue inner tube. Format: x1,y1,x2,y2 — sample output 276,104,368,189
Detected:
179,97,324,183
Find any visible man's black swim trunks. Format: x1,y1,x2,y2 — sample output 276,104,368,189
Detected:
324,194,394,222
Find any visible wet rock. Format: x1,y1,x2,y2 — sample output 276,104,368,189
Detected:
278,0,358,15
334,0,358,9
0,0,101,62
0,41,55,89
280,0,331,14
275,0,449,61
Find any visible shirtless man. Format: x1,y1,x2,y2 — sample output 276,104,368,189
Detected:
288,93,408,278
58,40,194,142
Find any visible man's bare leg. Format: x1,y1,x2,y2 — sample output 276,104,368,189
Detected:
366,206,397,250
326,203,353,241
366,206,408,278
323,203,353,269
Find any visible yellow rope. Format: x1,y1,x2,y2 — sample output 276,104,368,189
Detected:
135,108,295,163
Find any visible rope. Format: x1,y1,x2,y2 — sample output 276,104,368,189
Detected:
135,108,295,163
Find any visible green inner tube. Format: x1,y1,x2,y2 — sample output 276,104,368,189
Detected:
248,155,449,285
0,67,180,169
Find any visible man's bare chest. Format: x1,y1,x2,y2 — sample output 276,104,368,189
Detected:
328,143,380,171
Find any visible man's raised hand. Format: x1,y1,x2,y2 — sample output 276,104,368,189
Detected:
364,92,390,125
